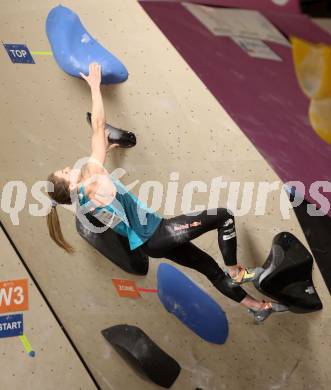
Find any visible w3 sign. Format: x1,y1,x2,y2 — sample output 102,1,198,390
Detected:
0,279,29,314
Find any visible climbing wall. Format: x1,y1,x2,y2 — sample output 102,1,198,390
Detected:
0,0,330,389
314,18,331,34
0,226,97,389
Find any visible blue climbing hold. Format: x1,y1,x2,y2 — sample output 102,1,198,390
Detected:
46,5,128,84
157,263,229,344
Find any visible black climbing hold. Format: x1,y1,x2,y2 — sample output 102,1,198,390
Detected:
76,213,148,275
86,112,136,148
254,232,323,313
286,186,331,294
101,324,181,388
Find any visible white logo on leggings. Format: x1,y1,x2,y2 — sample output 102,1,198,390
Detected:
223,218,233,227
223,232,236,241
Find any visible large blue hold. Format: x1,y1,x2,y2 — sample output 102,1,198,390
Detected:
157,263,228,344
46,5,128,84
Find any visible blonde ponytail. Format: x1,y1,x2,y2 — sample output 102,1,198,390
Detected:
46,171,76,253
46,206,74,254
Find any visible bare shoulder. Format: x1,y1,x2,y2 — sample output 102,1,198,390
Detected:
80,158,106,181
85,174,117,207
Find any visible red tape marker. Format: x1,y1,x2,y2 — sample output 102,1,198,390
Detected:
137,288,158,293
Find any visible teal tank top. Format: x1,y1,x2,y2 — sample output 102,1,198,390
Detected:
77,179,162,250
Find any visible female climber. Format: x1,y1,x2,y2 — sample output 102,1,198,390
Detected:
46,63,287,323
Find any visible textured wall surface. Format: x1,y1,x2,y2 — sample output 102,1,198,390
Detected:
141,1,331,217
313,18,331,34
140,0,302,14
0,1,330,389
0,227,96,389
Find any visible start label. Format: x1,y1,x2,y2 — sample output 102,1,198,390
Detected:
0,314,24,338
3,43,35,64
0,279,29,314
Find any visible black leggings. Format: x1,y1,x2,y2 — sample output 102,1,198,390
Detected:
141,208,247,303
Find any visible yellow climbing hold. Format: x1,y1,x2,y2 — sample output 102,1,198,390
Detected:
309,98,331,144
292,36,331,144
292,36,331,100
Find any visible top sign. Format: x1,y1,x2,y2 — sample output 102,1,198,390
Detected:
3,43,35,64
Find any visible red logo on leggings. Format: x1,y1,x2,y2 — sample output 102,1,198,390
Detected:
174,221,201,231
